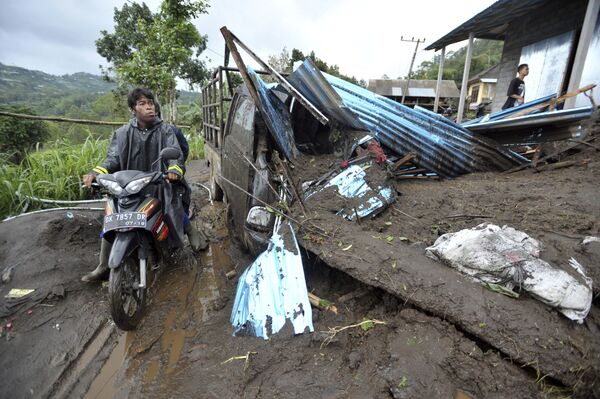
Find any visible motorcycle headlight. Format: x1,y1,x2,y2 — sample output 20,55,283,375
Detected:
126,176,153,194
97,177,123,196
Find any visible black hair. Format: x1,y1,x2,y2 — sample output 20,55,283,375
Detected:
154,101,162,118
127,88,155,109
517,64,528,72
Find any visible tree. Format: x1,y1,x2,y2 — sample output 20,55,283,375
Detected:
411,39,503,84
96,0,211,122
267,47,292,74
0,106,50,163
281,48,360,85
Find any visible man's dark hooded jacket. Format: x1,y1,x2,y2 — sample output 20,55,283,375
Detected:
90,117,188,246
91,117,185,176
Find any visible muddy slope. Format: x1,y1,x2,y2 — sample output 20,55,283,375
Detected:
0,211,110,399
111,246,541,399
1,154,598,399
291,142,600,397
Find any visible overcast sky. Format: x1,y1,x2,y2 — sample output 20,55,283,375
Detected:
0,0,497,86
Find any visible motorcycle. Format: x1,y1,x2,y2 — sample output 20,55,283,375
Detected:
95,147,183,330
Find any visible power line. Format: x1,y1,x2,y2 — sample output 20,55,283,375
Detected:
400,36,426,105
205,46,224,58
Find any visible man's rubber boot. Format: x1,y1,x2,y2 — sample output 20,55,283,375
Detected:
81,239,111,282
184,222,208,251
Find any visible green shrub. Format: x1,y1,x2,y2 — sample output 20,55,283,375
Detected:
0,106,50,163
187,133,204,160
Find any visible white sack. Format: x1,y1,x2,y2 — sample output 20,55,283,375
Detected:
425,223,593,321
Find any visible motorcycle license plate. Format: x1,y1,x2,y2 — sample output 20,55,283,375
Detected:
104,212,147,231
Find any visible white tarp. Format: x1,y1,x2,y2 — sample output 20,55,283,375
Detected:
230,218,314,339
425,223,593,322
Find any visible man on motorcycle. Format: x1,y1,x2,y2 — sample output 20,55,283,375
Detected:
81,87,203,282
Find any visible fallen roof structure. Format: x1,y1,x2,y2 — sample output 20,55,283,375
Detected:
216,27,600,397
287,58,527,178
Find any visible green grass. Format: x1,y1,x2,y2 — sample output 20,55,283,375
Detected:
0,136,108,219
187,133,205,160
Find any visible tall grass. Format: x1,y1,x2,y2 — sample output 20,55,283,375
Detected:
1,132,205,219
0,136,108,219
187,133,205,160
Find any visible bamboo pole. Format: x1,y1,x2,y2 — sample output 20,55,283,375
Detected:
0,111,192,128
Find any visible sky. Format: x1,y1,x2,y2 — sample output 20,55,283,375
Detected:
0,0,498,86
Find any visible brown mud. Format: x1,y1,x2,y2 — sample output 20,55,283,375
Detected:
0,134,599,398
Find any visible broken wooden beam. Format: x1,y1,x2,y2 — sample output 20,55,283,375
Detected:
308,292,338,314
534,159,589,172
391,152,416,171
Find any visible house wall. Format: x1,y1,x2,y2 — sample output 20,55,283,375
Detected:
492,0,588,111
468,82,496,104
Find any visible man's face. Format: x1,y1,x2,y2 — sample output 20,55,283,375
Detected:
521,66,529,77
131,95,155,124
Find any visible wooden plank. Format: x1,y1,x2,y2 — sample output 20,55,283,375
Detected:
222,26,329,125
220,26,262,113
391,152,416,171
506,84,596,120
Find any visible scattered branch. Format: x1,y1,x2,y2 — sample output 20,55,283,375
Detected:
221,351,257,371
320,319,386,348
308,292,338,314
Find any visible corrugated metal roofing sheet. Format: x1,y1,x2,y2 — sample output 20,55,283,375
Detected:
367,79,460,98
287,59,527,178
247,67,299,160
426,0,548,50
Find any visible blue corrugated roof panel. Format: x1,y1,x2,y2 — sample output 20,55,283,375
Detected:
248,67,298,160
462,93,557,126
287,59,526,177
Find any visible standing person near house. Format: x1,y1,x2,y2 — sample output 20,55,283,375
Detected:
81,88,204,283
502,64,529,110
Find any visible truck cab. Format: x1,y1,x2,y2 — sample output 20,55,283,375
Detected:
201,67,276,254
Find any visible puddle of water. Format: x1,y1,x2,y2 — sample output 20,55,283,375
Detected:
144,359,160,384
85,240,235,397
84,331,133,399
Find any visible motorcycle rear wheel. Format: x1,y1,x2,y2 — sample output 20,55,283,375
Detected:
108,257,146,330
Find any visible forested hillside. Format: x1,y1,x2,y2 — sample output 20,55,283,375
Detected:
0,63,199,119
411,39,503,84
0,63,201,142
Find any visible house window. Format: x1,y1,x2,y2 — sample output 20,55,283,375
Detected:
471,85,480,103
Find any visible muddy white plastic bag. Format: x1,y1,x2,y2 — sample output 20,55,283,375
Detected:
425,223,593,322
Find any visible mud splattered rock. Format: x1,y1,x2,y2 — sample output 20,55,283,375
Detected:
210,296,229,312
348,350,362,369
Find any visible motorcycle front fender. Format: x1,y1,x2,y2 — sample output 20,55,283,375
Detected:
109,231,139,269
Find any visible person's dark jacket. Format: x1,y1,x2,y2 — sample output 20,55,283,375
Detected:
91,117,187,246
90,117,185,177
172,126,189,162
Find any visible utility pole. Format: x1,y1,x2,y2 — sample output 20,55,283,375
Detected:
400,36,426,105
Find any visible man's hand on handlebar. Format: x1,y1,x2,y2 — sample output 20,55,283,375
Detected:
82,174,96,188
166,172,180,182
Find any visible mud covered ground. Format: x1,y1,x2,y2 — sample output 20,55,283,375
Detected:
1,126,599,398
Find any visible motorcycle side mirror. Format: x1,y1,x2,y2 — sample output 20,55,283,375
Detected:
159,147,181,160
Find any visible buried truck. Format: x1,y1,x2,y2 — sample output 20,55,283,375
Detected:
201,27,600,398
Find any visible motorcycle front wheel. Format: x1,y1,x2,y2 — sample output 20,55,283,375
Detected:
108,257,146,330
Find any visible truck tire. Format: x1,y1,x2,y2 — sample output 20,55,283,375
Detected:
210,168,224,201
